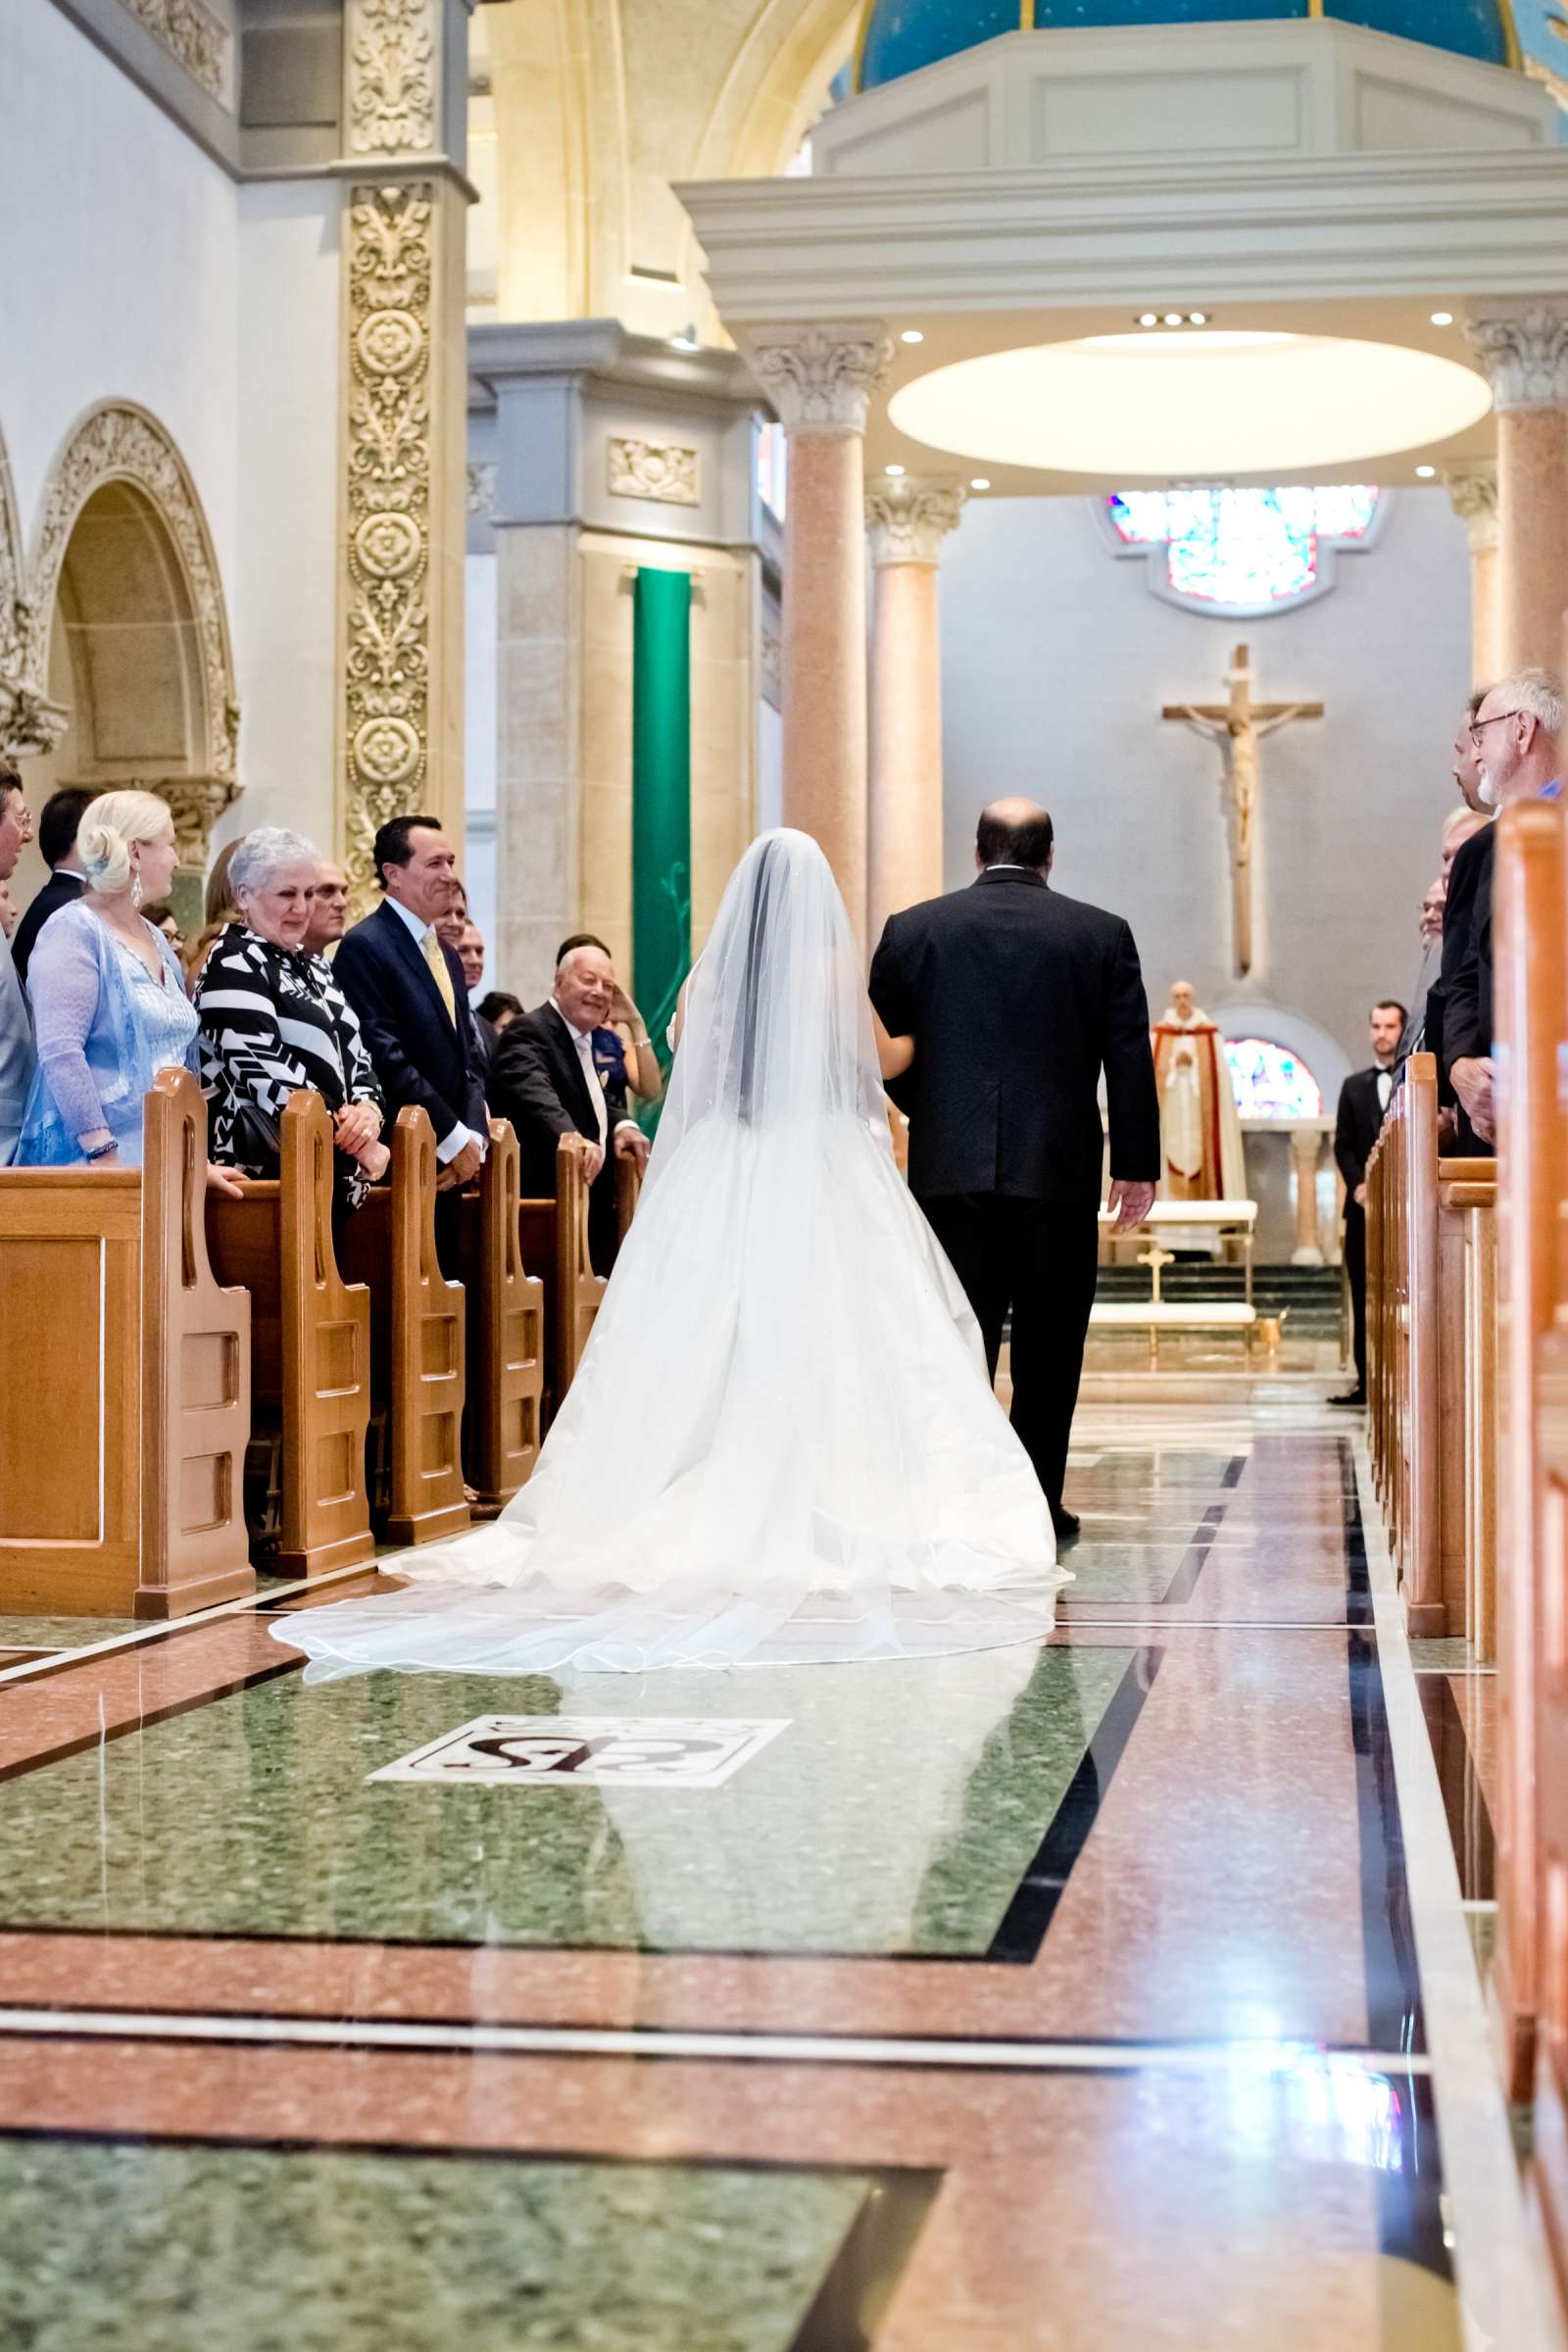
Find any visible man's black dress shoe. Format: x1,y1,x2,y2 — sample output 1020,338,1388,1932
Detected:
1051,1507,1081,1544
1329,1390,1367,1408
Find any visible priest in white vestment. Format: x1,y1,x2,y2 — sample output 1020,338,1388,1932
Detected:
1150,981,1248,1201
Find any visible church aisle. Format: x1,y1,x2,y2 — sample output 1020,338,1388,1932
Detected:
0,1409,1549,2349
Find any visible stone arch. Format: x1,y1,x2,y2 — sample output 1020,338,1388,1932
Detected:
0,406,42,756
23,403,239,884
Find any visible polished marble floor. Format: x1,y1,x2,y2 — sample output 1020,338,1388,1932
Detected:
0,1406,1552,2349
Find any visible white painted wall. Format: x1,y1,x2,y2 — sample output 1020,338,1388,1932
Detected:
939,486,1471,1081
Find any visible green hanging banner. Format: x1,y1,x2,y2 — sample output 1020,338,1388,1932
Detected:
631,567,693,1128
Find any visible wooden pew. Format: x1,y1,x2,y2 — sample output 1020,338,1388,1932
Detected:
206,1089,375,1579
1494,800,1567,2113
519,1133,607,1421
1367,1056,1442,1630
1436,1157,1497,1646
337,1106,469,1546
457,1118,544,1514
0,1068,254,1618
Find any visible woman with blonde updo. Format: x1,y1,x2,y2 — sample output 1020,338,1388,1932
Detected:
16,789,238,1188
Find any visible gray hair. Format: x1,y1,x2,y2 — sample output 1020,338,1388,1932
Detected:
229,825,321,900
1491,666,1565,739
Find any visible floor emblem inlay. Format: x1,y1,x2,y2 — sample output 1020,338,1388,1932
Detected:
368,1715,790,1789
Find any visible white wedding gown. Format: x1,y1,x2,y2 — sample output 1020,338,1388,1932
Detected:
278,829,1065,1681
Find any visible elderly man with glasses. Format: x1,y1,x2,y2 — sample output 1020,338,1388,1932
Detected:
1442,667,1562,1151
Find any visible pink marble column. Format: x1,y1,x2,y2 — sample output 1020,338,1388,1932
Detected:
1468,307,1568,675
749,325,892,942
1444,465,1500,688
865,475,966,944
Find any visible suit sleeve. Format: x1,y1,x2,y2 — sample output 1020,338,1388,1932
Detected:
1102,921,1160,1183
1445,841,1494,1073
1335,1077,1365,1193
1438,830,1489,1075
867,915,914,1037
332,933,466,1147
489,1024,579,1149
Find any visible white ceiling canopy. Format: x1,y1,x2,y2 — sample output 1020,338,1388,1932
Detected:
887,330,1494,478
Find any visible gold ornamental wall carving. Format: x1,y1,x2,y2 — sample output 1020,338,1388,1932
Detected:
342,180,436,907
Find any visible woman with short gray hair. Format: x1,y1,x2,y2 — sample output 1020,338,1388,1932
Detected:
196,825,387,1207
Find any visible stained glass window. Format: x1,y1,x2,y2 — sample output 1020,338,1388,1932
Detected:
1107,486,1381,613
1223,1038,1323,1120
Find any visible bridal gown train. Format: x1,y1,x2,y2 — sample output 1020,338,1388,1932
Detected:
277,829,1065,1682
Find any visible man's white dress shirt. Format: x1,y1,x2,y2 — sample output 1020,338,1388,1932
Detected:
386,895,485,1163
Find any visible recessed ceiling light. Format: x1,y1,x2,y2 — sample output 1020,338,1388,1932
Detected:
885,463,906,476
1163,313,1184,327
969,477,991,490
1188,312,1208,326
1415,464,1437,477
1430,312,1453,327
1138,313,1159,327
900,329,924,345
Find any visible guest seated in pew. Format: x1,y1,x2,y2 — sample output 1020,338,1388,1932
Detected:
16,788,238,1193
196,826,388,1210
490,938,651,1275
554,931,664,1109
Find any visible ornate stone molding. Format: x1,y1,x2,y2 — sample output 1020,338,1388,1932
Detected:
347,0,438,157
865,474,966,567
1443,464,1498,554
1466,304,1568,413
748,325,893,436
466,462,496,518
120,0,229,106
342,180,435,908
137,776,239,872
24,403,238,785
608,437,701,507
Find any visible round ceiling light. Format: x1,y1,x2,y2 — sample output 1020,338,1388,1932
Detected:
887,330,1493,478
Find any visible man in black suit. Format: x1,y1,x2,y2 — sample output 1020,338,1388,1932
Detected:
869,799,1160,1542
332,815,488,1227
1332,1000,1406,1408
490,939,650,1274
12,784,92,986
1446,668,1563,1152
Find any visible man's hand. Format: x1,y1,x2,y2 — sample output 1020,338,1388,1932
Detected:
1450,1055,1496,1144
1354,1182,1367,1207
1108,1179,1156,1231
435,1138,484,1192
582,1140,606,1183
614,1125,651,1169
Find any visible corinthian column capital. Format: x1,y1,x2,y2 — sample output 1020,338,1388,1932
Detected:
1466,303,1568,413
1443,463,1498,555
748,324,894,435
865,474,967,567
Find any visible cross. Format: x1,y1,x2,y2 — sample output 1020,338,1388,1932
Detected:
1161,642,1322,979
1137,1242,1174,1304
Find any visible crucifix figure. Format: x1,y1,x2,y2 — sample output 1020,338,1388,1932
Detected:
1162,642,1322,978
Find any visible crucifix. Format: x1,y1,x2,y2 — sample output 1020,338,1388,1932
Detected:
1162,642,1322,979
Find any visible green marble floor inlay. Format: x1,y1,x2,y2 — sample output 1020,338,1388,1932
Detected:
0,2138,874,2352
0,1645,1133,1953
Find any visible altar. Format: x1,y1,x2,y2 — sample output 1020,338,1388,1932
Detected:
1101,1115,1340,1266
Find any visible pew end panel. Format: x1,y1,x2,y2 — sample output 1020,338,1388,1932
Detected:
0,1070,254,1619
388,1107,469,1546
460,1120,543,1515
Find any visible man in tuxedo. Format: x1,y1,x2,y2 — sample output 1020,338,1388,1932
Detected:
332,815,488,1221
11,784,92,986
0,766,36,1165
490,940,650,1274
1332,1000,1406,1408
1445,667,1563,1152
869,799,1159,1542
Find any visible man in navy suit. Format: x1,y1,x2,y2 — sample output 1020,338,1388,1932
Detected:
332,815,488,1206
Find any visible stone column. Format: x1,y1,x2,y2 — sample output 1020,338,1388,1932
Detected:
1443,464,1501,688
1466,305,1568,677
1290,1126,1325,1267
865,474,965,944
337,0,470,911
748,325,892,940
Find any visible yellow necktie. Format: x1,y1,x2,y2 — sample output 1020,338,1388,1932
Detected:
421,927,456,1025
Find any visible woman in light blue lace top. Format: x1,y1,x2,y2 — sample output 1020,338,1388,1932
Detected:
16,790,234,1187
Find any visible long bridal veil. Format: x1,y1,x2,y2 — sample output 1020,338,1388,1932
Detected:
279,828,1065,1680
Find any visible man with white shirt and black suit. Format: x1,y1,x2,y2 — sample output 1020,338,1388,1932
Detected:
0,764,35,1164
332,815,488,1264
489,940,651,1274
1332,1000,1406,1408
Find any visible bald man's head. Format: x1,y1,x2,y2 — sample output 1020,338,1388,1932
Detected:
976,799,1054,874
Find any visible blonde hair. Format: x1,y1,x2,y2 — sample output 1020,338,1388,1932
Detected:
76,789,173,899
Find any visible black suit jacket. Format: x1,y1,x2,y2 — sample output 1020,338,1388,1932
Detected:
868,868,1160,1204
1444,823,1494,1076
489,1004,625,1260
1335,1066,1391,1213
331,901,487,1149
12,868,84,987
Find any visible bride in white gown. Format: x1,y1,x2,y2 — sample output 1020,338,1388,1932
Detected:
278,829,1066,1681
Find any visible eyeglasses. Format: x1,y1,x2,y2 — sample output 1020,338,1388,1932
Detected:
1469,710,1524,745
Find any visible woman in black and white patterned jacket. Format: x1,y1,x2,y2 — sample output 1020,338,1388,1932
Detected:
196,827,388,1210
